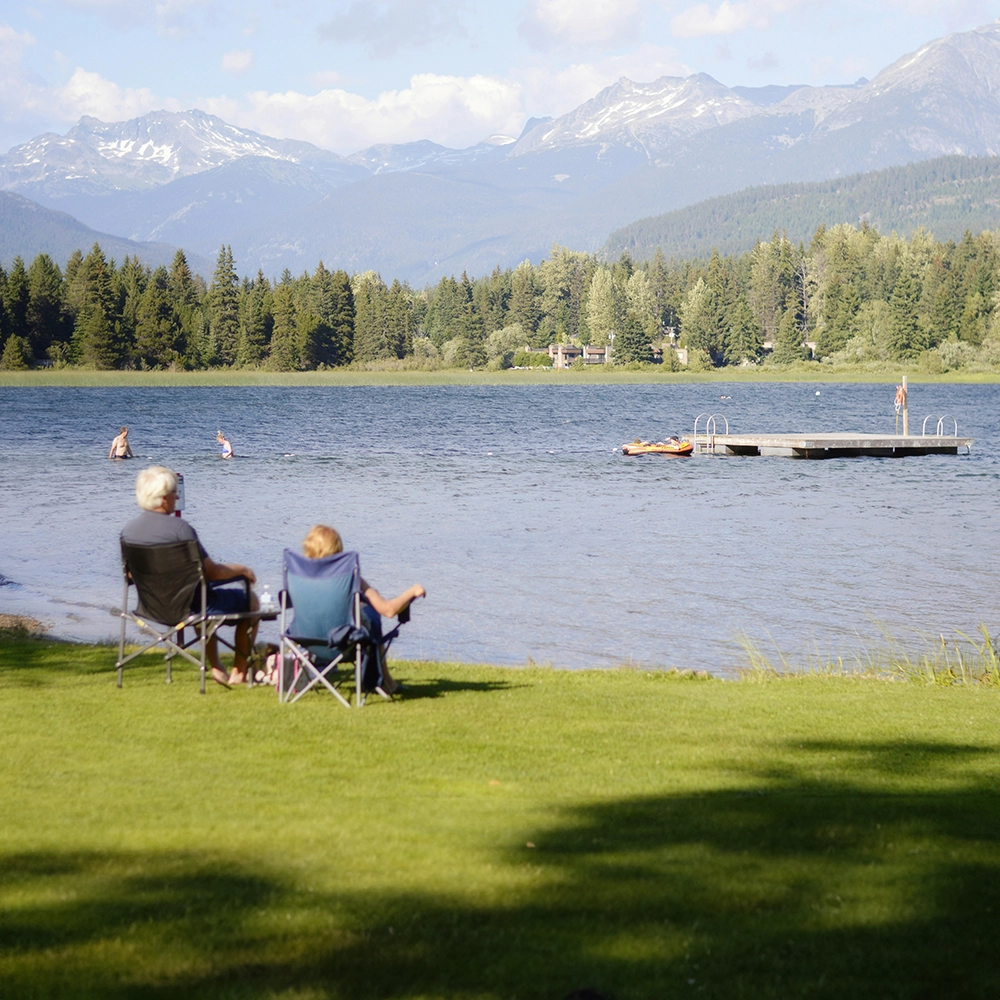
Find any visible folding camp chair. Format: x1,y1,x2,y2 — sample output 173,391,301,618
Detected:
279,549,405,707
116,539,252,694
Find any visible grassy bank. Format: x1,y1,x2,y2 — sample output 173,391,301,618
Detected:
3,366,1000,388
1,636,998,999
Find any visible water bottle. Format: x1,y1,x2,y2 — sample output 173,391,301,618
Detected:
260,585,273,612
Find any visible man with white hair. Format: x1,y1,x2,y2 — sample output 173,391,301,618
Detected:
121,465,260,686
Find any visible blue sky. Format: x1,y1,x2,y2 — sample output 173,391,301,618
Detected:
0,1,996,155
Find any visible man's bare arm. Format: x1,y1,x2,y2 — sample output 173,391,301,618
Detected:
203,556,256,585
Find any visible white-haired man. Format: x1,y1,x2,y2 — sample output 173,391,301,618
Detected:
121,465,259,686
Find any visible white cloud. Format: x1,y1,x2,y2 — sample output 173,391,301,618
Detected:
308,69,344,89
221,49,253,75
671,1,760,37
519,0,644,48
670,0,814,38
198,73,525,152
0,26,53,146
317,0,468,57
746,50,780,70
0,36,698,155
55,67,174,121
58,0,209,38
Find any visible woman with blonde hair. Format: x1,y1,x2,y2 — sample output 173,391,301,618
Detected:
301,524,425,694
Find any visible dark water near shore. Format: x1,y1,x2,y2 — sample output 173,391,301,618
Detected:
1,382,997,674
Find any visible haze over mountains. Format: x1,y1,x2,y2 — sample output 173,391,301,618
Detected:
3,20,1000,281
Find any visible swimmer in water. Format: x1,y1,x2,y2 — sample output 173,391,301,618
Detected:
217,431,234,459
109,426,134,460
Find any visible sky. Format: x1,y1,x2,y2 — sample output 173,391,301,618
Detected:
0,0,997,156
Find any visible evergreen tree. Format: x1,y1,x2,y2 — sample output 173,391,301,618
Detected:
352,271,387,363
4,257,29,347
351,271,411,362
614,310,651,364
115,255,148,365
329,269,355,365
26,254,67,359
680,250,728,364
78,308,119,369
484,266,511,334
134,266,183,368
959,291,987,346
72,244,121,368
267,283,299,371
771,307,805,364
0,334,31,370
208,245,239,365
725,297,763,365
509,261,541,342
424,276,462,347
456,271,483,344
236,273,271,367
648,248,673,334
888,269,923,360
387,279,413,358
169,249,200,308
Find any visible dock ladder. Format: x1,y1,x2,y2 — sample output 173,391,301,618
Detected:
693,413,729,454
921,414,959,437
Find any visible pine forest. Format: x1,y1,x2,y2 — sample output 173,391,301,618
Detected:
3,222,1000,374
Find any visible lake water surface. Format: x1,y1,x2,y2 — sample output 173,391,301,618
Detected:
1,382,997,675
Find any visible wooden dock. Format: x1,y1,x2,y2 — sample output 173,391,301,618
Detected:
695,433,974,459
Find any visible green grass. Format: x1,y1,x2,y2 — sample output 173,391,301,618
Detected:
2,637,999,999
2,366,1000,387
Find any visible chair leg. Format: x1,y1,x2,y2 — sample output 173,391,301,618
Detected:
355,641,363,708
116,579,128,688
167,627,180,684
199,621,207,695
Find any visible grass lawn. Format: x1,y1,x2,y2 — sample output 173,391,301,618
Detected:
1,637,998,999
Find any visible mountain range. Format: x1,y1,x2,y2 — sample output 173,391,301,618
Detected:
3,20,1000,281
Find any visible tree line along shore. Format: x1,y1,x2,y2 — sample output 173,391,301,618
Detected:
2,222,1000,375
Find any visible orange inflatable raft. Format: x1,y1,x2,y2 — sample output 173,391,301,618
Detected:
622,438,694,456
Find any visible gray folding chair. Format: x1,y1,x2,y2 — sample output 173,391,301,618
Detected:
116,539,250,693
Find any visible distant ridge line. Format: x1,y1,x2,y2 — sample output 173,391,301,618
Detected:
603,155,1000,261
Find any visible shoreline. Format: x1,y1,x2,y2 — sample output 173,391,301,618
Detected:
3,368,1000,388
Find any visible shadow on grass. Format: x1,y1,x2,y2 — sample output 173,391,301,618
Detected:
0,642,522,704
2,740,998,999
394,676,521,700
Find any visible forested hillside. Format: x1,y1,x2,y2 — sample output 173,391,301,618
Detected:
604,156,1000,262
2,224,999,374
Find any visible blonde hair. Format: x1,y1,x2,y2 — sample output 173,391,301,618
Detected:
135,465,178,511
303,524,343,559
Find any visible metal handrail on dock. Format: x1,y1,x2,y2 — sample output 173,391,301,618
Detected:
922,414,959,437
693,413,729,453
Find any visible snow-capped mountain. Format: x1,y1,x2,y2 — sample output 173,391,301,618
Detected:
512,74,762,156
0,109,363,197
5,20,1000,281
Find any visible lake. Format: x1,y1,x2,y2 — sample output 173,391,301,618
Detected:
0,381,997,675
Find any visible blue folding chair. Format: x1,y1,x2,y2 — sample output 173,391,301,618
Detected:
279,549,396,707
